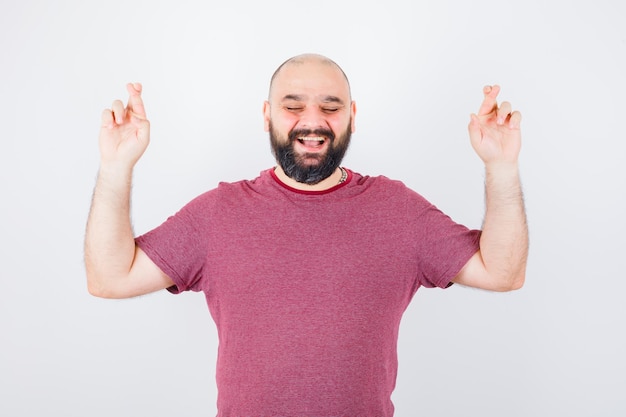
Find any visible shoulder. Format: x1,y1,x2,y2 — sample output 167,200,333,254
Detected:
349,170,403,190
184,170,274,204
348,170,429,203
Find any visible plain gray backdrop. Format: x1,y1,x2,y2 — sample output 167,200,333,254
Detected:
1,0,624,416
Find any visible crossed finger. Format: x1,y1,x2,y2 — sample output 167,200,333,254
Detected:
477,85,500,116
477,85,522,129
125,82,147,120
102,83,146,128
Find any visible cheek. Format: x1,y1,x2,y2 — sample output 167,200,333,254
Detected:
272,112,300,132
330,117,351,135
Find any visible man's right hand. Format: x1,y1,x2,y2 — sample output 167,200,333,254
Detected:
99,83,150,171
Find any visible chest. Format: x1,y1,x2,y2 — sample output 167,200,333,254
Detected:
202,200,420,323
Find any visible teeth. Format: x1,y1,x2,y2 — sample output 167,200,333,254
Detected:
298,136,325,143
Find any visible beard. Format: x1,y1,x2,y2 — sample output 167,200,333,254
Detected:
269,121,351,185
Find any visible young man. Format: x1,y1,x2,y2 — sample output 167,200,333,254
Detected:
85,54,527,416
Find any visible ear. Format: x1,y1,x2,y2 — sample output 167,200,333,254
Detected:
263,101,271,132
350,101,357,133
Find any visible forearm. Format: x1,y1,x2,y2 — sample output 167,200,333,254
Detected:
84,165,137,296
479,162,528,290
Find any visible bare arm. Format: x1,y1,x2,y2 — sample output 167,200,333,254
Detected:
85,83,174,298
453,85,528,291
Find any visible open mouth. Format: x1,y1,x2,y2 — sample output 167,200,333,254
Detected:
297,136,326,149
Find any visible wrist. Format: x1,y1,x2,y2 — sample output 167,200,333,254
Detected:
97,162,134,188
484,162,523,202
484,161,519,178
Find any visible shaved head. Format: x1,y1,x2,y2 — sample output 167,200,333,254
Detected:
268,54,351,100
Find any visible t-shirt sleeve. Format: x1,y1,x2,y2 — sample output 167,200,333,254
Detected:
135,191,215,294
407,190,481,289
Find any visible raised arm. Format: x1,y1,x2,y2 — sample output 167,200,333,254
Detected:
85,83,174,298
453,85,528,291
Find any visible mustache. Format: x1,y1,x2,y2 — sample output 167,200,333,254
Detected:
288,128,335,143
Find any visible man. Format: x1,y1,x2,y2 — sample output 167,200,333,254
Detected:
85,53,527,416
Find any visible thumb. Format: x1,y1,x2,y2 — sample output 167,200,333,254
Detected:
468,113,482,145
131,112,151,143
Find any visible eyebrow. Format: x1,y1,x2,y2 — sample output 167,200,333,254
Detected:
321,96,344,105
281,94,345,105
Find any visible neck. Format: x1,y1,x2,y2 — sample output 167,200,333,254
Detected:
273,165,345,191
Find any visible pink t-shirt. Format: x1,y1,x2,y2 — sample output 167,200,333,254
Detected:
136,168,480,416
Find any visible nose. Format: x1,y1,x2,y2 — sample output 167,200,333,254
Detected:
297,107,328,130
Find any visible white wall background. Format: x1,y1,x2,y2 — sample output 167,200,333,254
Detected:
1,0,624,416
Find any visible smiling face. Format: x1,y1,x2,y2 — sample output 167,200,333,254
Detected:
264,55,356,185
